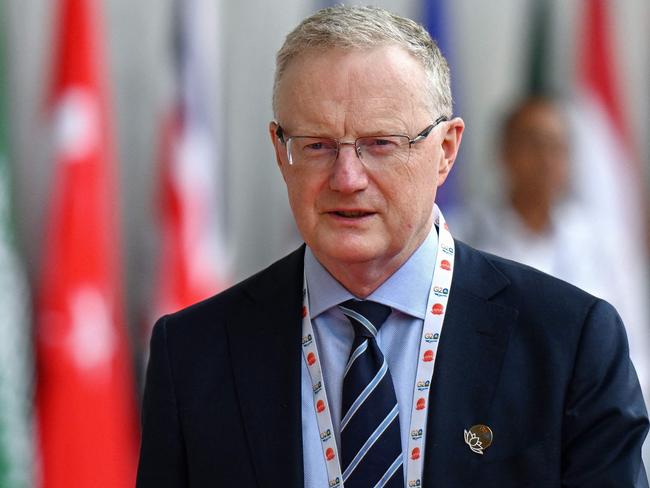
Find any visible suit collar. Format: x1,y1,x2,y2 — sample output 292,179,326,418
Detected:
451,239,511,302
226,246,306,488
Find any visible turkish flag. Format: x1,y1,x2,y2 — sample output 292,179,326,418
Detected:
35,0,138,486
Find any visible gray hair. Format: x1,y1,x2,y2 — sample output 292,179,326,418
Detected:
272,5,452,119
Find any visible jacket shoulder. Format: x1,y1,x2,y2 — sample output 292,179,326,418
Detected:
154,246,305,339
452,239,623,351
456,238,598,308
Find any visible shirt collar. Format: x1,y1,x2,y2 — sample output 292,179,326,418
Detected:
304,225,438,320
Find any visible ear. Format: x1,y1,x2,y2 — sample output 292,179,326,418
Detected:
269,121,286,171
436,117,465,187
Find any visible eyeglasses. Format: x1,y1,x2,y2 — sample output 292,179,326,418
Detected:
274,115,448,170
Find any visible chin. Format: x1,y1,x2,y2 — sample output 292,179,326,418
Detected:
311,237,387,266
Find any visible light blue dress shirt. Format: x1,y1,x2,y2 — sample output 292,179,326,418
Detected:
301,227,439,487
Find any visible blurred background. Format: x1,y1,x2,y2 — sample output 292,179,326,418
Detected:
1,0,648,486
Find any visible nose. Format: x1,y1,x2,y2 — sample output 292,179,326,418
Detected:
328,143,369,193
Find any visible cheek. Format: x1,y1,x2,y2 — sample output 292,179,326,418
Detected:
411,184,437,220
284,174,320,222
399,163,438,206
383,172,436,230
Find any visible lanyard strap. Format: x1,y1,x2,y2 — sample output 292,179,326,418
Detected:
301,205,455,488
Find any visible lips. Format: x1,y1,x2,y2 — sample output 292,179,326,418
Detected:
328,209,375,218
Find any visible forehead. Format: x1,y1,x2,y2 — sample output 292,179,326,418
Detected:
509,102,567,137
275,45,429,132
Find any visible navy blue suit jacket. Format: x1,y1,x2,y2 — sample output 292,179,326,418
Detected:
137,241,649,487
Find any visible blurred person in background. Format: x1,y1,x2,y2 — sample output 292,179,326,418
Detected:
137,8,648,487
455,96,607,295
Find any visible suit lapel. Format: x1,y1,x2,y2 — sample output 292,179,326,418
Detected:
226,248,305,488
423,242,519,485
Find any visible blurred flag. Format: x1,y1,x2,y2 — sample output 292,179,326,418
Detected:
422,0,463,210
153,0,230,324
0,6,33,487
526,0,552,94
570,0,650,397
35,0,138,486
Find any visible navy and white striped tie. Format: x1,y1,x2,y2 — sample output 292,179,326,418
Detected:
338,299,403,488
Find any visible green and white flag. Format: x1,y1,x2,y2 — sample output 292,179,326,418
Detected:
0,5,33,487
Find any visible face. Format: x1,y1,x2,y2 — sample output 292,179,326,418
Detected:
502,101,570,205
270,45,463,276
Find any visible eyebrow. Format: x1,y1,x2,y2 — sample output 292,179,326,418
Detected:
278,123,414,139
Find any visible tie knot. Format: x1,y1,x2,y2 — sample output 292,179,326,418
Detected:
338,299,392,338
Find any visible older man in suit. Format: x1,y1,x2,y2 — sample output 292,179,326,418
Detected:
137,6,648,487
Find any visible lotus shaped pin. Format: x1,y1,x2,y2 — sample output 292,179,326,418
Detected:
464,429,484,455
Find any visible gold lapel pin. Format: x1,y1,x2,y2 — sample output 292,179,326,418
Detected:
464,424,493,455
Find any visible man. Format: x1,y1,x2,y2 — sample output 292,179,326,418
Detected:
137,6,649,487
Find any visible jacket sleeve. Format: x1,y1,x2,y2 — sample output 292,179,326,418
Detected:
136,316,188,488
562,299,649,487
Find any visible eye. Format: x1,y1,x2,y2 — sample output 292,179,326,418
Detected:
305,142,325,151
371,138,396,147
299,138,337,153
359,136,403,155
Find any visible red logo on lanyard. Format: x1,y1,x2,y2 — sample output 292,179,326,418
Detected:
416,398,426,410
307,352,316,366
431,303,444,315
441,259,451,271
411,447,421,460
302,306,308,318
325,448,335,461
423,350,434,362
316,400,326,413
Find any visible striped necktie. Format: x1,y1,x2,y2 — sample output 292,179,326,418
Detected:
338,299,404,488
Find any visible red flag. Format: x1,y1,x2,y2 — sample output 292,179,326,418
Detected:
579,0,631,150
153,0,229,321
35,0,138,486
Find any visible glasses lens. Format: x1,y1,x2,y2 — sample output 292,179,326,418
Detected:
357,136,410,168
288,137,338,166
286,134,411,168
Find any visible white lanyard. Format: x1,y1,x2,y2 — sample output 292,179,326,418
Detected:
301,205,455,488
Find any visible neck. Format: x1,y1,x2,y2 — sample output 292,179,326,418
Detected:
318,261,398,298
510,192,552,234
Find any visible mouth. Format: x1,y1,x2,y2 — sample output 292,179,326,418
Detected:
328,210,376,219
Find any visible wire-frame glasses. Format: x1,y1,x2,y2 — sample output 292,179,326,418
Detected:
275,115,448,170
